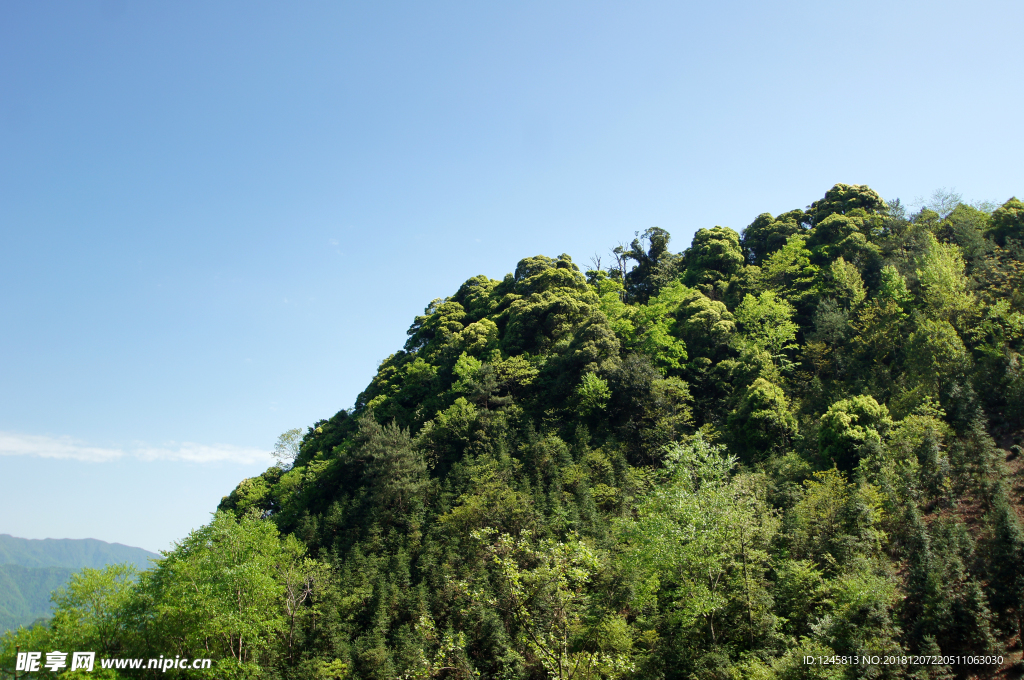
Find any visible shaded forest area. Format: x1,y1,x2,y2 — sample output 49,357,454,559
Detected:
4,184,1024,680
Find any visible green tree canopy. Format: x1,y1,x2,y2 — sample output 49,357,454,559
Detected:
682,226,744,299
808,183,887,226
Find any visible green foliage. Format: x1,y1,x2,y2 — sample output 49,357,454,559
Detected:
734,291,799,361
618,436,780,659
989,196,1024,246
984,496,1024,644
808,183,887,226
356,414,428,520
19,183,1024,678
818,395,892,470
905,318,971,406
820,257,866,310
916,233,975,327
682,226,744,299
50,564,138,655
901,510,997,659
272,427,303,469
741,210,805,266
728,377,797,461
146,512,289,666
575,372,611,416
618,227,682,303
788,468,885,571
464,529,630,679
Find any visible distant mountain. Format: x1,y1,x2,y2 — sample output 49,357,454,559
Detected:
0,535,159,634
0,534,159,571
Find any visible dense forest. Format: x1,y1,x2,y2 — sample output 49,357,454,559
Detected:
4,184,1024,680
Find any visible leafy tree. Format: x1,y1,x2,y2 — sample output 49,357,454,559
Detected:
807,183,886,226
988,196,1024,246
733,291,799,362
682,226,745,299
618,436,779,658
49,563,138,657
574,372,611,416
758,234,818,300
818,395,892,471
618,227,682,303
626,283,689,375
741,210,805,266
672,286,735,361
788,468,884,571
144,512,289,669
852,266,912,367
819,256,866,310
465,529,631,680
916,233,975,327
904,318,971,404
727,377,798,462
272,428,304,469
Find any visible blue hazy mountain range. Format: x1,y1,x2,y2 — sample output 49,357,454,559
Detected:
0,535,160,634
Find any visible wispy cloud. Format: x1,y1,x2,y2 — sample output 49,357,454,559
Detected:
133,442,269,464
0,432,123,462
0,431,270,465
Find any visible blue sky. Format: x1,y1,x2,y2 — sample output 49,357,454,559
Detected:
1,0,1021,552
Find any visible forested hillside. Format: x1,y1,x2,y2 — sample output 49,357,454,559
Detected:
5,184,1024,679
0,565,74,634
0,536,158,634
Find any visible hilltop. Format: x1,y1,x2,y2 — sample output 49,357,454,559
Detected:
5,184,1024,679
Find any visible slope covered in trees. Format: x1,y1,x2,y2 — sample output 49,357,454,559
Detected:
0,536,158,634
4,184,1024,679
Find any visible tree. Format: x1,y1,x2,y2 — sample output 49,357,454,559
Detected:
988,196,1024,246
741,211,805,266
733,291,799,362
756,233,820,320
574,372,611,416
901,509,997,660
789,468,884,571
916,233,975,327
626,281,690,375
272,428,304,469
905,318,971,401
818,395,892,471
819,257,866,310
807,184,886,226
355,414,427,520
682,226,745,299
727,377,797,461
466,530,632,680
853,266,912,365
144,512,288,669
276,535,332,664
618,436,779,654
49,564,139,656
620,227,682,303
984,497,1024,645
923,187,963,219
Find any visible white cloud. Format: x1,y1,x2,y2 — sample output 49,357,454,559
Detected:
0,432,123,462
0,431,271,465
133,442,270,465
